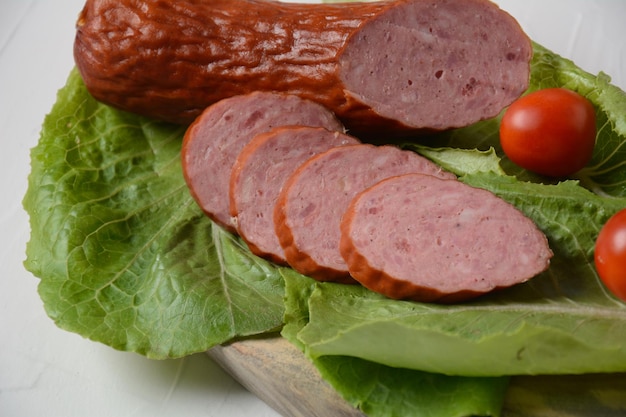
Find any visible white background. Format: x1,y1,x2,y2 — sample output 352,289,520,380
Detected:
1,1,624,416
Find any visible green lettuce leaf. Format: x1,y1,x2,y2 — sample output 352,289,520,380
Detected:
282,268,509,417
285,274,626,417
295,273,626,376
24,69,284,358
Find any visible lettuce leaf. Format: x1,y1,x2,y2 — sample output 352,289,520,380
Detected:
24,70,285,358
282,268,509,417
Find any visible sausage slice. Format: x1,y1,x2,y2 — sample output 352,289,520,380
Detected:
182,92,343,233
274,144,455,283
340,173,553,303
230,126,360,264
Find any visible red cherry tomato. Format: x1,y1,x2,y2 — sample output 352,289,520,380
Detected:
499,88,596,177
594,209,626,301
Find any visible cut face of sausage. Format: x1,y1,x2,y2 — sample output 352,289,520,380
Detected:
230,126,360,264
182,92,343,232
340,173,553,303
339,0,532,130
274,144,455,282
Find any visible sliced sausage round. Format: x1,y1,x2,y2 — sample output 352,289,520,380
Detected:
274,144,456,283
230,126,360,264
182,91,343,233
340,173,553,303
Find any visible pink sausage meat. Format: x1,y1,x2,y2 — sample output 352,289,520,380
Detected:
340,173,553,303
230,126,360,264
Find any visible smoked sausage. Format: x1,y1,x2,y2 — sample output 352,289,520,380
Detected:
340,173,553,302
74,0,532,138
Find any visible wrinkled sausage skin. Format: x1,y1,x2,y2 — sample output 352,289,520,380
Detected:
74,0,531,138
75,0,384,131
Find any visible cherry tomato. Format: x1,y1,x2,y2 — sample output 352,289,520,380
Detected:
594,209,626,301
499,88,596,177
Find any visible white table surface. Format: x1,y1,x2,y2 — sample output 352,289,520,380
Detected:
1,1,624,416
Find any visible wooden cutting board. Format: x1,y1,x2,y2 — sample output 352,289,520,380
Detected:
208,336,626,417
209,336,361,416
